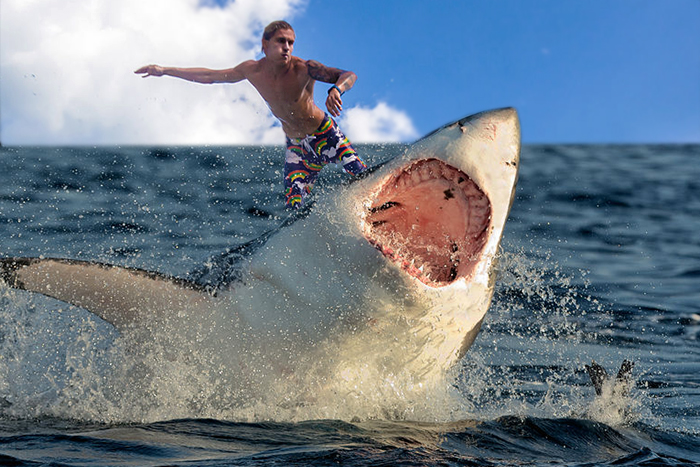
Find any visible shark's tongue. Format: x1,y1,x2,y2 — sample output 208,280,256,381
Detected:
364,159,491,286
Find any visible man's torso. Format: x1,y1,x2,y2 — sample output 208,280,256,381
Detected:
245,57,325,138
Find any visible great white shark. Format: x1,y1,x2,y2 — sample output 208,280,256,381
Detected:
0,108,520,402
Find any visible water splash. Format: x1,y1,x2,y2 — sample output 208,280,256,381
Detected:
0,279,461,423
0,240,650,426
452,242,649,427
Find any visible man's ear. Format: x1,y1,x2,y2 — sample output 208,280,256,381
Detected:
261,39,268,55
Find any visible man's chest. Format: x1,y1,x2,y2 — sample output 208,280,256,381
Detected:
250,72,313,105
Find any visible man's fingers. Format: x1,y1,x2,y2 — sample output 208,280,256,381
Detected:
135,65,162,77
326,95,343,116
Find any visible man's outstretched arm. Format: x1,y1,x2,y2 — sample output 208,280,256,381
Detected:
307,60,357,117
134,62,252,84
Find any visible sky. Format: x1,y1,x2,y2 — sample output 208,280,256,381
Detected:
1,0,698,145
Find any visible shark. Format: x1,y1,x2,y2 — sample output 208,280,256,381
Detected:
0,108,520,402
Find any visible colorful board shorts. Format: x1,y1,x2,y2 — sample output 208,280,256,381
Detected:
284,115,367,209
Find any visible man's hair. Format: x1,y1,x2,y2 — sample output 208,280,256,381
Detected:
262,20,294,41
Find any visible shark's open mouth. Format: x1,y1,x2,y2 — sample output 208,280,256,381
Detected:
364,159,491,287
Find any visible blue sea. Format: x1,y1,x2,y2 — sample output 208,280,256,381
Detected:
0,142,698,466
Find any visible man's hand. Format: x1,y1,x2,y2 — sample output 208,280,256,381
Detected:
134,65,164,78
326,87,343,117
307,60,356,117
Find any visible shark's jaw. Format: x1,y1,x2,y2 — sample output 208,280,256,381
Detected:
363,158,491,287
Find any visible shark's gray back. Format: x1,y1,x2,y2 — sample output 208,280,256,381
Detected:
188,162,390,293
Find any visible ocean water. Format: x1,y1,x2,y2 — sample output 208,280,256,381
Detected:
0,142,698,466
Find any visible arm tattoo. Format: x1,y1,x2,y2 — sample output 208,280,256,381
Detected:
307,60,342,83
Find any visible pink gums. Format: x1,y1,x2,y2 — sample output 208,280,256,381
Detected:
364,159,491,286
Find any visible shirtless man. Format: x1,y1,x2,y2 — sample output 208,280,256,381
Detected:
135,20,366,209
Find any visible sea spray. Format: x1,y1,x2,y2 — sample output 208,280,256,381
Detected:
0,278,472,423
453,242,650,427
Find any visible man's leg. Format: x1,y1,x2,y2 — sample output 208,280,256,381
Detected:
284,138,322,209
315,117,367,176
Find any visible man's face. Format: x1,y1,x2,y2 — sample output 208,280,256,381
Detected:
263,28,295,64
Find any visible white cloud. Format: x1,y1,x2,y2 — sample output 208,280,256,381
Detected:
0,0,303,145
0,0,417,145
339,102,418,143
